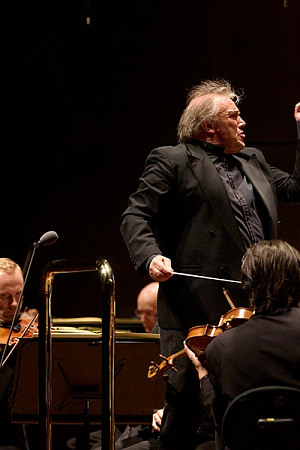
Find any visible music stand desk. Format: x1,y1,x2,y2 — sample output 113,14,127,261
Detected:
10,329,166,426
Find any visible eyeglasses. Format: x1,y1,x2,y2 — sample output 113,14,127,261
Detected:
135,309,158,319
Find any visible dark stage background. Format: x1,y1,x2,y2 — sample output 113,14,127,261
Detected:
1,0,300,319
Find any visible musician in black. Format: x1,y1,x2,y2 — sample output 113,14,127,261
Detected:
120,78,300,449
0,258,26,449
185,239,300,449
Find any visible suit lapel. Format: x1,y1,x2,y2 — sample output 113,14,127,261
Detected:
186,143,245,252
234,152,277,236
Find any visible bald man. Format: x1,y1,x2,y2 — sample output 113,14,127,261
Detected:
136,282,159,333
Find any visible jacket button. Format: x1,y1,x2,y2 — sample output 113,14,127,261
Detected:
209,229,216,237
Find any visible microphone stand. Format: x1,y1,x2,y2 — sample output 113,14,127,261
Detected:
0,232,58,369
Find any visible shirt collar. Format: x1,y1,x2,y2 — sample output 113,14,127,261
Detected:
198,140,226,157
195,140,238,168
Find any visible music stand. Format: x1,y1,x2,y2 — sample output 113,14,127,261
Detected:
10,331,166,445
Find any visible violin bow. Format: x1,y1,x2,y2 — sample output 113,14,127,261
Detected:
222,287,235,309
0,231,57,368
0,312,39,369
0,299,25,369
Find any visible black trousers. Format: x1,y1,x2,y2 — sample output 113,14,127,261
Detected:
158,329,204,450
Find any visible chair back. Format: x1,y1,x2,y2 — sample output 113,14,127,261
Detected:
221,385,300,450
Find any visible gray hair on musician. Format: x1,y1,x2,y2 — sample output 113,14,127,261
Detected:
177,78,243,143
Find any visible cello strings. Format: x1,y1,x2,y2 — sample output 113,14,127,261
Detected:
172,271,241,284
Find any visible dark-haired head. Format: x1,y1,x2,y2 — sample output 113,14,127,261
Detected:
241,240,300,314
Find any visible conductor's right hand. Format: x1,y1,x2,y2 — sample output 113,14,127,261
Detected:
149,255,173,282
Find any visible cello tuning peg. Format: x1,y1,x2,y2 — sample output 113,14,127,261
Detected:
171,367,178,373
159,354,168,362
162,374,169,381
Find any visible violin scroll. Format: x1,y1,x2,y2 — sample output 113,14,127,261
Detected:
147,349,185,380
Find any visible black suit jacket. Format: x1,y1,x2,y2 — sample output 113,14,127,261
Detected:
204,307,300,430
120,141,300,329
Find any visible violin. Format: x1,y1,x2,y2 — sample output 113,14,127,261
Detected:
186,306,253,357
0,316,38,346
148,289,253,380
0,312,39,369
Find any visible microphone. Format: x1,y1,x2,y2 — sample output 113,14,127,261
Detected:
34,231,59,248
0,230,59,369
22,231,59,282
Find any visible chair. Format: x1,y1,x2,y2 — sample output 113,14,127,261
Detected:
221,385,300,450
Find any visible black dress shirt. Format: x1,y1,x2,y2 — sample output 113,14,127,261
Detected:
200,141,265,250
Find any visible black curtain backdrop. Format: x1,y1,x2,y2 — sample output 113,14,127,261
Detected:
1,0,300,318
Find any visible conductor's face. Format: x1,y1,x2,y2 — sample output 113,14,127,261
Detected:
213,96,246,154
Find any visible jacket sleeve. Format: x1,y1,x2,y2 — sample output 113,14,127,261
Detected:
120,146,176,273
200,376,218,429
268,140,300,203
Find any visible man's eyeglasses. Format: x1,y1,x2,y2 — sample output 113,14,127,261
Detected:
135,309,158,319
